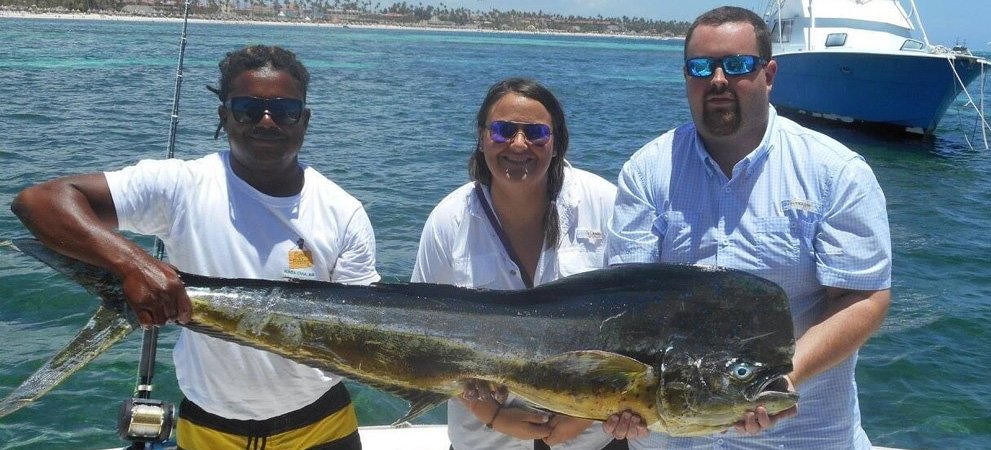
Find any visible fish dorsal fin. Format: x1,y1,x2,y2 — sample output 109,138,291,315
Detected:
541,350,651,388
390,389,450,425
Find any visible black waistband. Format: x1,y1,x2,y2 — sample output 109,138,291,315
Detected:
454,438,627,450
179,382,352,436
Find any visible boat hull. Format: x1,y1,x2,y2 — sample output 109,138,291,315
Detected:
770,51,986,135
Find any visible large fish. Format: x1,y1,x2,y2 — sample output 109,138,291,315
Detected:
0,239,798,436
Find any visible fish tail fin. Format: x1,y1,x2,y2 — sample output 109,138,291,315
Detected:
0,305,135,419
1,239,139,419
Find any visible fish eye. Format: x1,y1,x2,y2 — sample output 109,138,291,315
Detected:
729,362,756,381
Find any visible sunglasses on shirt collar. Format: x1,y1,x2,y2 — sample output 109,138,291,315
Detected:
488,121,553,146
685,54,767,78
224,96,305,126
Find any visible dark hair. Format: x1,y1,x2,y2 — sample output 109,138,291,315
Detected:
684,6,772,61
209,45,310,101
468,78,569,249
209,45,310,139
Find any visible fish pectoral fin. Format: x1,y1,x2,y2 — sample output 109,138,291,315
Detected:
542,350,651,389
390,390,450,425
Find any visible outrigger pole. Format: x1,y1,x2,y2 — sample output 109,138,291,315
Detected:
119,0,193,447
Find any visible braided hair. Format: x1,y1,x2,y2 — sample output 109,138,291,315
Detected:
209,45,310,139
468,78,570,249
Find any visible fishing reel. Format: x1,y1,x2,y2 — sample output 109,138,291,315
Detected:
118,397,175,444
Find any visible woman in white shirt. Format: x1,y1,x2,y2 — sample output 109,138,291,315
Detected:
411,78,624,450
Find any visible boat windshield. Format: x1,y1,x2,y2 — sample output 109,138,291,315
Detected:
899,39,926,51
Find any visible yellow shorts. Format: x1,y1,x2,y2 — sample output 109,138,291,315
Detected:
176,383,361,450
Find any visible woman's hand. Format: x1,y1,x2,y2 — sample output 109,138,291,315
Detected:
460,397,552,440
543,415,593,446
460,379,508,403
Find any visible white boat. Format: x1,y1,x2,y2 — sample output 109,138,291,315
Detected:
762,0,990,136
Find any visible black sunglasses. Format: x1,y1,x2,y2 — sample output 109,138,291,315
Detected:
224,96,305,126
488,121,553,146
685,54,767,78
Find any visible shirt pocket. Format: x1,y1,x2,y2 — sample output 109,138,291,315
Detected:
559,229,607,277
451,255,499,289
755,216,815,268
657,211,699,263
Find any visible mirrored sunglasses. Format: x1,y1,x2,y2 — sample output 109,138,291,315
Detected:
225,96,304,126
685,54,767,78
488,121,553,146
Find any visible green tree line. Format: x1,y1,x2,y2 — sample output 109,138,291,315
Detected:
0,0,690,36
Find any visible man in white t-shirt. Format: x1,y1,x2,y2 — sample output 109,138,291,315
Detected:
11,45,378,450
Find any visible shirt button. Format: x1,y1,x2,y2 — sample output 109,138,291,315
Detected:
509,269,517,275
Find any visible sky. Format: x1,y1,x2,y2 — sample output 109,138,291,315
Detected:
419,0,990,50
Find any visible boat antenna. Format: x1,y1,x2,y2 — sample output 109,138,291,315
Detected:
117,0,193,447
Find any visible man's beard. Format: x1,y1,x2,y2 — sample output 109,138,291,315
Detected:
702,100,741,136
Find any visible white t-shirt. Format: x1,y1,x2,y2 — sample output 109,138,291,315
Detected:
106,151,380,420
411,165,617,450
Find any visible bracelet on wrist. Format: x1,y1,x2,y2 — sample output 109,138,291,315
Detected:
485,402,504,429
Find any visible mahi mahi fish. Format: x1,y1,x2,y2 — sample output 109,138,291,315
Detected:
0,239,798,436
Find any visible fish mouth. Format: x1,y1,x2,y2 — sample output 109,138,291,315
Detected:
745,372,794,403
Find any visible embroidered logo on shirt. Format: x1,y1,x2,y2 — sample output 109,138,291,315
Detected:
284,238,316,280
781,199,819,213
577,229,605,245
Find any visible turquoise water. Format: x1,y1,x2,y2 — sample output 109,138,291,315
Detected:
1,17,989,449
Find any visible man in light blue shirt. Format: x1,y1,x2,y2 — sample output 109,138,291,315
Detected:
602,6,891,449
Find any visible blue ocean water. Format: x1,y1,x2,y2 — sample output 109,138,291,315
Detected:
0,17,989,449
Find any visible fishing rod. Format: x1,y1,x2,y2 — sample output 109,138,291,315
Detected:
118,0,192,447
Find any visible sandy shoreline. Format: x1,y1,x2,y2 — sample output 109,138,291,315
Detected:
0,10,685,41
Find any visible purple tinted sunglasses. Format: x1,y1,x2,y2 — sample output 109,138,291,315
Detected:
488,121,553,146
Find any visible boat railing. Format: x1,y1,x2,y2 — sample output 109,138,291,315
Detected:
936,51,991,149
901,0,932,46
908,0,990,148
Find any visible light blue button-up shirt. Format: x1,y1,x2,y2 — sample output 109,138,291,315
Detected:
608,106,891,450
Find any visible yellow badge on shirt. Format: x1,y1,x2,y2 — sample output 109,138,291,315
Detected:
284,238,317,280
